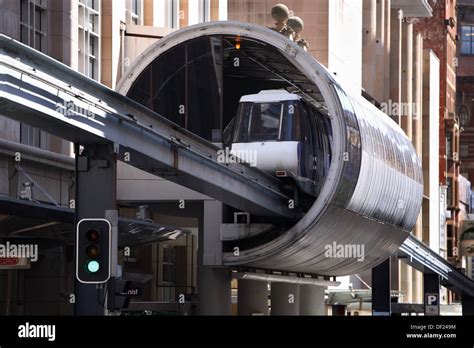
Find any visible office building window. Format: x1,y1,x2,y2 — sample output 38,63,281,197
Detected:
461,25,474,55
130,0,142,25
460,144,469,158
78,0,100,81
20,0,47,53
446,132,453,159
167,0,179,29
199,0,210,23
447,177,453,207
20,0,47,148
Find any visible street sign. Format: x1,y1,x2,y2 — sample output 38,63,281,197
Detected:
0,257,31,269
425,293,439,316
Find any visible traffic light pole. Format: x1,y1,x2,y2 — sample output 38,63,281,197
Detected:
74,143,117,315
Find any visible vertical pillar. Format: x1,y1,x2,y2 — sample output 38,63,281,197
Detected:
238,279,269,315
375,0,385,103
271,282,299,316
401,20,413,139
198,200,231,315
331,304,347,316
74,143,117,315
462,293,474,316
372,258,391,316
423,273,440,316
362,0,377,96
299,284,326,315
390,8,403,125
198,267,232,315
383,0,391,102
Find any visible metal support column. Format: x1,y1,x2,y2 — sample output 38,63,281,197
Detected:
462,293,474,316
271,282,300,316
238,279,269,315
197,201,231,315
74,143,117,315
299,284,326,315
423,273,440,316
372,258,391,316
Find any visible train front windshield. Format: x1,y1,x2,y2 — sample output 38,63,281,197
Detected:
232,101,301,143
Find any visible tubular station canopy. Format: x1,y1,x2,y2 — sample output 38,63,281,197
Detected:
117,21,423,276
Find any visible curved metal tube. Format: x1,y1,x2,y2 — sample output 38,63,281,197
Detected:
117,21,423,276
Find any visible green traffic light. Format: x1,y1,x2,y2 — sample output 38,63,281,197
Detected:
86,260,100,273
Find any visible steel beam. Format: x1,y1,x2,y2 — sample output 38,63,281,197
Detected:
0,35,299,219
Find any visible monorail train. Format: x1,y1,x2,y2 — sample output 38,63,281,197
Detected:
227,90,332,197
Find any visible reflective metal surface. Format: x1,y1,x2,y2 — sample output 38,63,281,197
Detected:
117,21,423,276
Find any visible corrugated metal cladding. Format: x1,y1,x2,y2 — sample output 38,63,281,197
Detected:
118,21,424,276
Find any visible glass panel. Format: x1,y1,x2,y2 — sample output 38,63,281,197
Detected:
34,6,41,30
280,101,301,141
88,57,95,79
29,28,35,48
151,45,186,128
89,14,95,31
89,36,95,56
20,25,28,44
461,40,471,55
34,31,41,51
462,25,471,40
250,103,282,140
187,36,222,140
20,0,28,22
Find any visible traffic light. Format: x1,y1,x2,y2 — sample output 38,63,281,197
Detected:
76,218,111,284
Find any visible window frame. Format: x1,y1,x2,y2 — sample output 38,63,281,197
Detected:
460,24,474,56
20,0,47,53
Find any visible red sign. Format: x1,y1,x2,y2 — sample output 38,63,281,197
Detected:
0,257,30,269
0,258,19,265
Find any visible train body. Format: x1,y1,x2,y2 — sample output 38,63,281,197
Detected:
229,90,332,197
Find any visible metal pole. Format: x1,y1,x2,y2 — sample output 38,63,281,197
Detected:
372,258,391,316
74,143,117,315
423,273,440,316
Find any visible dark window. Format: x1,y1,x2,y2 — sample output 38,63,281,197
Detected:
131,0,140,24
20,0,47,148
461,25,474,55
128,36,223,138
86,0,96,10
446,132,453,158
233,101,303,142
20,124,41,148
447,177,453,206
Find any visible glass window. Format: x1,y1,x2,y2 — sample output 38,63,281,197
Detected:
461,25,474,55
232,101,303,143
250,103,282,140
447,132,453,158
131,0,141,25
447,177,453,206
461,144,469,158
89,14,95,32
88,57,95,78
89,36,95,56
19,0,47,148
